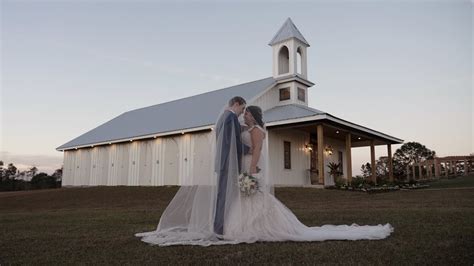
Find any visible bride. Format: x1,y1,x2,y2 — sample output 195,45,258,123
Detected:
135,104,394,246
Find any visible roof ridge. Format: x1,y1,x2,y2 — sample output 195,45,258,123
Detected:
264,104,324,114
268,18,310,46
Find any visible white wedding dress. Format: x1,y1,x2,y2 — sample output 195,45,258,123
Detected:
222,125,394,243
135,124,394,247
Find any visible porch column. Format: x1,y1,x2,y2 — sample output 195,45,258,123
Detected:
464,159,468,176
426,161,431,179
419,163,423,179
387,144,393,182
451,161,455,175
370,140,376,184
345,133,352,183
445,162,449,177
434,158,440,177
429,162,433,178
317,125,324,185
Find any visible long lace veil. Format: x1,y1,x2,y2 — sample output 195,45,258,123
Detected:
135,105,264,246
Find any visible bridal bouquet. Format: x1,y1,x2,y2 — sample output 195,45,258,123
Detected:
238,172,260,196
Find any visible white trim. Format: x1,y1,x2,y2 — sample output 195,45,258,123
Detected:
325,114,403,143
59,109,402,151
266,114,403,143
58,125,213,151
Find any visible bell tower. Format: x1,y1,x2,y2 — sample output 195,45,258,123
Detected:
269,18,313,107
269,18,310,79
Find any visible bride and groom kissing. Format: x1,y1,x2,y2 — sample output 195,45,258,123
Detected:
135,96,394,247
213,96,266,238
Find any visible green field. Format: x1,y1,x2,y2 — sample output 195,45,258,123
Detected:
1,175,473,265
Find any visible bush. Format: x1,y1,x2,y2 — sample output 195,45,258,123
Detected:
30,173,61,189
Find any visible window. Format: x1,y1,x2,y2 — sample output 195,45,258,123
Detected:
296,47,303,75
278,46,290,74
298,87,305,102
284,141,291,169
280,87,290,101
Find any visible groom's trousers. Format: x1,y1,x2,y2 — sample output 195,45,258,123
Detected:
214,169,228,236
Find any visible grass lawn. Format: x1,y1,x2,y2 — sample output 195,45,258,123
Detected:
1,175,473,265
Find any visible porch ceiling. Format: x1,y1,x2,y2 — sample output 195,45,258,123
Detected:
268,119,401,148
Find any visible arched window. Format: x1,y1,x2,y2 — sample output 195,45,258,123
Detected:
296,47,303,75
278,46,289,75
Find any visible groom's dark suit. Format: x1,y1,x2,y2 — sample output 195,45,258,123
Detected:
214,110,249,236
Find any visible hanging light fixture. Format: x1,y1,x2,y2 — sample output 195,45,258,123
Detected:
325,145,333,155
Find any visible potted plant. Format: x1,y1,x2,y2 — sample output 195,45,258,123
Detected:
327,162,343,186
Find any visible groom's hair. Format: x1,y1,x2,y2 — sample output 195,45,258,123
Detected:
228,96,246,107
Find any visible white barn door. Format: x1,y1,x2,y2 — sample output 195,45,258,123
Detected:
138,140,153,186
107,144,118,186
163,137,179,185
192,133,213,185
151,138,164,186
90,147,99,186
98,146,109,186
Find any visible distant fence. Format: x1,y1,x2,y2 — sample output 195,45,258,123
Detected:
407,156,474,180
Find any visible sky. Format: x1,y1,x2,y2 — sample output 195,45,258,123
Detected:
1,0,472,175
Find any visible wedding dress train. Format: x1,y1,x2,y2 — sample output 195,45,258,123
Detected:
222,125,393,243
134,124,393,246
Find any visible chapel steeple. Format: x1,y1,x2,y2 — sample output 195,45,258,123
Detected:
269,18,310,79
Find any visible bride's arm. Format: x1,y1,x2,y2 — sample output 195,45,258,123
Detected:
249,128,264,174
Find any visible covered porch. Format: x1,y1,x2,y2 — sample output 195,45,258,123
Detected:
266,113,404,186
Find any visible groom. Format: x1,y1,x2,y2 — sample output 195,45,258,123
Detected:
213,96,250,237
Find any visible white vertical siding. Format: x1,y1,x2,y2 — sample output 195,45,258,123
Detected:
252,86,279,112
268,129,310,186
138,140,153,186
62,151,74,186
90,147,99,185
107,144,118,186
116,143,129,185
72,149,82,186
151,138,164,186
192,132,213,185
251,83,308,112
127,141,139,186
179,134,193,185
98,146,109,185
163,137,179,185
62,127,327,187
81,149,92,186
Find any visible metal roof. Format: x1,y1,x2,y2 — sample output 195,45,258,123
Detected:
57,77,403,150
264,105,403,144
264,104,324,123
56,77,276,150
268,18,310,47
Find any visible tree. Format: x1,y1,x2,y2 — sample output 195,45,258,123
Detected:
52,167,62,180
31,172,58,189
392,142,436,178
5,163,17,180
361,163,372,178
0,160,4,182
28,166,38,177
375,156,390,178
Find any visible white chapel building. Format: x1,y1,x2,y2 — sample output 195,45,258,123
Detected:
57,18,403,187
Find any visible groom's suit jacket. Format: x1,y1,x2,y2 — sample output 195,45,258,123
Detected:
215,110,250,174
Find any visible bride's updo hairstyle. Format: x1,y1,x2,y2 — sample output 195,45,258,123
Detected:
246,105,264,128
